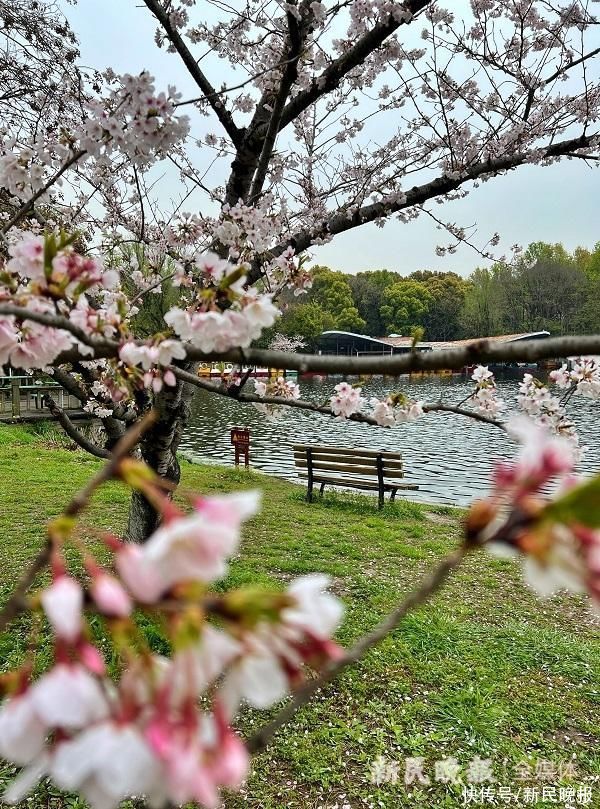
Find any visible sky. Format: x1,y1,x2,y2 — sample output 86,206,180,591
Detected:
60,1,600,276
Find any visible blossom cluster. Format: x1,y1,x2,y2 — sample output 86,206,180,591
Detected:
0,234,281,406
467,417,600,611
370,393,424,427
469,366,506,417
79,72,190,167
119,340,186,392
253,375,301,417
518,373,578,450
329,381,423,426
0,232,127,370
0,311,73,371
550,357,600,399
0,137,68,203
330,381,364,419
163,253,279,354
0,479,343,809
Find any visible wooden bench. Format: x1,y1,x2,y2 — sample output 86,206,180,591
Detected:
293,444,419,509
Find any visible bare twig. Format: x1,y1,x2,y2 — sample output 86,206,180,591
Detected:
247,544,469,753
0,411,156,633
142,0,242,147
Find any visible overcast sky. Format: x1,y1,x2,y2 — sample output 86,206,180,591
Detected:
62,1,600,276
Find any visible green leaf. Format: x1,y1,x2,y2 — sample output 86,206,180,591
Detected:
545,475,600,528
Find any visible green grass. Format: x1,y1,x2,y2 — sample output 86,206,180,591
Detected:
0,424,598,808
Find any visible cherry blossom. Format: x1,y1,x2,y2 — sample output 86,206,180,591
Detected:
550,357,600,399
253,375,301,417
469,417,599,611
518,373,579,449
0,693,47,766
469,366,505,417
370,393,423,426
51,722,165,809
89,572,132,618
40,575,83,643
330,382,364,418
30,663,108,729
0,481,343,809
139,490,261,591
219,574,344,716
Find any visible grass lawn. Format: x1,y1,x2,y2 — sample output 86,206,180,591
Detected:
0,423,598,809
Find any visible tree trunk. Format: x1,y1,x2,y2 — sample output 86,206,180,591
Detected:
125,368,197,542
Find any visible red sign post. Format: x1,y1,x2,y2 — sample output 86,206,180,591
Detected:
230,427,250,468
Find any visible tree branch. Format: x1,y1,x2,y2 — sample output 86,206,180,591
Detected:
248,3,307,201
49,367,88,402
0,304,118,352
4,305,599,380
247,543,469,753
169,366,505,429
260,132,598,262
276,0,430,133
178,333,600,374
142,0,243,147
42,393,110,459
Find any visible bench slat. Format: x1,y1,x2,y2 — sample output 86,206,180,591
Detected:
298,472,418,490
293,451,403,469
294,459,405,478
293,444,403,460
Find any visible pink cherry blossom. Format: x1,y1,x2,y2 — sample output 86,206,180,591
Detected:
143,490,260,587
0,318,18,364
51,722,165,809
40,575,83,642
30,664,108,728
330,382,364,418
6,234,45,280
115,543,166,603
219,575,343,716
9,321,73,370
90,573,132,617
0,693,47,766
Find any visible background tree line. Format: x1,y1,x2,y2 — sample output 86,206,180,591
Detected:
265,241,600,348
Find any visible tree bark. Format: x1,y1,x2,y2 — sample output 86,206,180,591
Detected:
125,367,197,542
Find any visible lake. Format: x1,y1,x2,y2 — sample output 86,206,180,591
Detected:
179,376,600,506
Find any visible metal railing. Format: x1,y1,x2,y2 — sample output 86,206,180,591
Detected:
0,377,80,418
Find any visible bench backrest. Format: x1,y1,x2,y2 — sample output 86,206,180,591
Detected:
292,444,404,479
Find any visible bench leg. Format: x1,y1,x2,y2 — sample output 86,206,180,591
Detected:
319,482,326,497
390,489,397,502
306,482,314,503
378,490,384,510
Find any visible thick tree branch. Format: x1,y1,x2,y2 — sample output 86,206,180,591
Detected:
248,3,307,201
276,0,430,133
3,305,600,375
247,543,469,753
259,132,598,264
50,367,88,402
142,0,243,147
